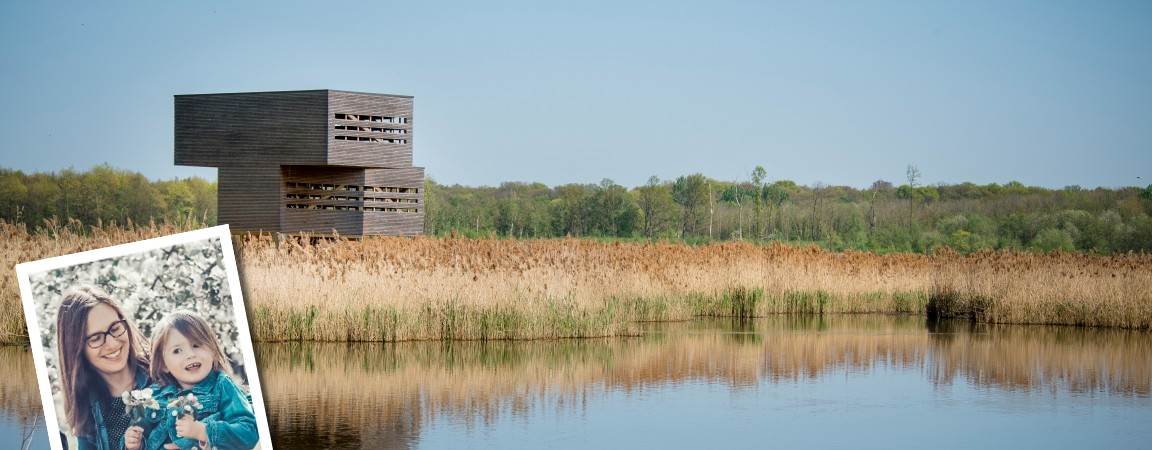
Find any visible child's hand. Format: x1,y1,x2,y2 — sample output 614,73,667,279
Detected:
123,425,144,450
175,414,208,442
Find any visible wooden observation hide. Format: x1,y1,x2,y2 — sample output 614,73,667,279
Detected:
174,90,424,236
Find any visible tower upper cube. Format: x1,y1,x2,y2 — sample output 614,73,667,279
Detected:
174,89,414,169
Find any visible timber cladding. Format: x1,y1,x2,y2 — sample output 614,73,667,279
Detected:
175,90,329,167
328,91,414,167
175,89,425,237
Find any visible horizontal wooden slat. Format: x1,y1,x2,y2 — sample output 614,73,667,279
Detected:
175,90,329,167
218,165,282,233
282,209,363,236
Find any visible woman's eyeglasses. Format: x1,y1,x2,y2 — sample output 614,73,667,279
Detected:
85,319,128,349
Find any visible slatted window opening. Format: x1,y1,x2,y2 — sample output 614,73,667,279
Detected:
334,125,408,134
333,113,409,144
284,181,420,213
334,113,409,124
334,135,408,144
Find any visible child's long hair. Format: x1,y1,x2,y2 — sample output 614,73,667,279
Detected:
149,311,236,387
56,287,149,438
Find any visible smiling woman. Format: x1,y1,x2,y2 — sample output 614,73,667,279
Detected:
56,287,151,450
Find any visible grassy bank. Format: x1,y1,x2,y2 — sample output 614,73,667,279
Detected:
2,221,1150,344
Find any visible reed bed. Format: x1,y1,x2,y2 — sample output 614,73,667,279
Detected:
0,220,199,343
2,221,1150,344
238,234,1151,341
239,236,939,341
928,249,1152,328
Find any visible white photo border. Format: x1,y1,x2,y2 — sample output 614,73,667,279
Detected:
14,225,274,450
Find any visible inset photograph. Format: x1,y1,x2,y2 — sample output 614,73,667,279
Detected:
15,226,272,450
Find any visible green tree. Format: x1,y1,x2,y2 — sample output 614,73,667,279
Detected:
159,180,196,219
0,169,29,220
551,184,591,237
762,181,793,238
634,176,679,238
1031,228,1076,252
589,179,640,237
672,174,710,237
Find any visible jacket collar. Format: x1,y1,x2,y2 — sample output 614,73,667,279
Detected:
158,368,221,397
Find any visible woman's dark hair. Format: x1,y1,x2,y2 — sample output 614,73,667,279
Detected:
56,287,148,438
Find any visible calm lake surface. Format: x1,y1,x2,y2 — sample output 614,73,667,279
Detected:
3,316,1151,449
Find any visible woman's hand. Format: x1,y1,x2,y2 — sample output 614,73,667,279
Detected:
123,425,144,450
163,444,180,450
175,415,209,442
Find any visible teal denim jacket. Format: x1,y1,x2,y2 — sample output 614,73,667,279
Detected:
77,366,152,450
143,370,259,450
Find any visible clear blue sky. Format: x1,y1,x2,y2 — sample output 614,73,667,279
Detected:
1,1,1149,188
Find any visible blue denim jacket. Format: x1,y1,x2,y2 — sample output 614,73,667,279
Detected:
76,367,152,450
144,370,259,450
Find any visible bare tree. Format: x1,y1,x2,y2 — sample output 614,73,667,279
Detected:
906,164,920,230
751,166,766,239
811,182,826,240
867,180,891,238
708,180,715,239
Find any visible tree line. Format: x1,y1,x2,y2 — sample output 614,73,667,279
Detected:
0,165,216,227
424,165,1152,253
3,165,1150,253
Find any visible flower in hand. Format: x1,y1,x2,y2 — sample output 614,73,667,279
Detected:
167,393,204,418
121,388,161,425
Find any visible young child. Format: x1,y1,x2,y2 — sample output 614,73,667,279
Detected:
143,311,259,450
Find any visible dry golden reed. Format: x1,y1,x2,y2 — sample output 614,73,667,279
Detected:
237,235,937,341
237,234,1152,341
0,220,200,343
2,221,1150,343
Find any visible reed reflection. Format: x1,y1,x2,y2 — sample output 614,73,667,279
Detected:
2,317,1148,448
926,320,1152,396
0,346,46,445
255,316,1151,448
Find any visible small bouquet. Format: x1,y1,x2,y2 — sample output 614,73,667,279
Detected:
167,393,207,450
121,388,161,425
167,393,204,419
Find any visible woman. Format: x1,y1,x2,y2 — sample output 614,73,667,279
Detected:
56,287,151,450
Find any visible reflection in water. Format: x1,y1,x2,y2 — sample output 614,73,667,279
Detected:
926,320,1152,396
3,317,1151,449
0,346,46,448
253,316,1152,449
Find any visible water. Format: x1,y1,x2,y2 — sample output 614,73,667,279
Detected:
0,346,46,450
3,316,1151,449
